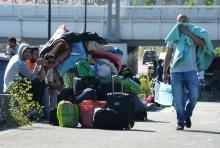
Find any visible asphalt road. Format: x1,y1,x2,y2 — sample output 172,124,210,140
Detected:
0,102,220,148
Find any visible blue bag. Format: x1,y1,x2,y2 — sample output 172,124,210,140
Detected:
155,82,173,106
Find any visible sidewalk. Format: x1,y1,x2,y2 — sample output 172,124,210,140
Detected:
0,102,220,148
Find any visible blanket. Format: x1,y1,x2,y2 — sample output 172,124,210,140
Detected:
165,22,216,71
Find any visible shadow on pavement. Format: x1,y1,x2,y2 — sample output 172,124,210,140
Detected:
0,126,17,132
0,128,10,132
129,129,156,132
144,119,170,124
184,130,220,135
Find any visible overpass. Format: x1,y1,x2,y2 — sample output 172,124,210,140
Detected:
0,5,220,47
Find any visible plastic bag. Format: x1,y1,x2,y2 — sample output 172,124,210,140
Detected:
155,82,173,106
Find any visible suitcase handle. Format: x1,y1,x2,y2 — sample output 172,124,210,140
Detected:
112,75,123,94
73,77,82,94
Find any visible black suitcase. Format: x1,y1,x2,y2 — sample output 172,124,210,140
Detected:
132,95,148,121
107,75,135,130
93,108,123,130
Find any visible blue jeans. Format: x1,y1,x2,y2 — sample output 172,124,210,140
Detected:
171,70,199,126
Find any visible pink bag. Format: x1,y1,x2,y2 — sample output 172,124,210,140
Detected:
144,95,154,104
79,100,107,128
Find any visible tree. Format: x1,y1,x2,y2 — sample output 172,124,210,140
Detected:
164,0,176,5
203,0,216,5
184,0,216,5
184,0,195,5
144,0,156,5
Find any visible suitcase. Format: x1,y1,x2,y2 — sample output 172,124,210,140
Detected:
93,108,123,130
132,95,148,121
107,75,135,130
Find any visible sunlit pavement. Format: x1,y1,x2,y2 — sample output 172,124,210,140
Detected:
0,102,220,148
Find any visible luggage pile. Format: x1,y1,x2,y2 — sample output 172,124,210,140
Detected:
57,75,147,130
40,28,147,130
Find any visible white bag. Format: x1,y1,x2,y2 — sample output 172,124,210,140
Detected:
155,82,173,106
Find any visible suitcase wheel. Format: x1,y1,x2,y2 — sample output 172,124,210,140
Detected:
125,123,131,130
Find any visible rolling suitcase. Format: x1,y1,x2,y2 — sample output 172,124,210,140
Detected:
107,75,135,130
132,95,148,121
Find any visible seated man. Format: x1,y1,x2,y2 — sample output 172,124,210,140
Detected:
26,46,44,80
6,37,19,58
4,43,44,104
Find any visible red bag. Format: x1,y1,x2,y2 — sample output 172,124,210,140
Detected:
144,95,154,104
79,100,107,128
90,50,122,71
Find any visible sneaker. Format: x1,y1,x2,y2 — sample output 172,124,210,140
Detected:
176,125,184,130
185,118,191,128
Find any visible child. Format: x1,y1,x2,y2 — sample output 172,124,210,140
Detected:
44,54,62,125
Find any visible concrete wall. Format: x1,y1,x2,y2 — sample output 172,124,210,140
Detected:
0,5,220,42
0,94,10,123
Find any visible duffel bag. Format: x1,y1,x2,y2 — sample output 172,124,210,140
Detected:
57,100,79,127
79,100,107,128
93,108,124,130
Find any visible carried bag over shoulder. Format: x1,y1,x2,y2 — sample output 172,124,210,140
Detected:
57,100,79,127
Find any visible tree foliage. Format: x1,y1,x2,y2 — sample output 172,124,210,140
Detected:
184,0,195,5
164,0,176,5
216,47,220,57
202,0,216,5
139,74,152,96
144,0,156,5
140,0,217,5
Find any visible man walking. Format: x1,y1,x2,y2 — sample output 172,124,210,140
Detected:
163,14,215,130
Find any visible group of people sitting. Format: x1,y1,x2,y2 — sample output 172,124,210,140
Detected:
4,40,62,125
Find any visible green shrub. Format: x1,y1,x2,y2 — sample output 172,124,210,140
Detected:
6,75,43,127
215,47,220,57
139,74,152,97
